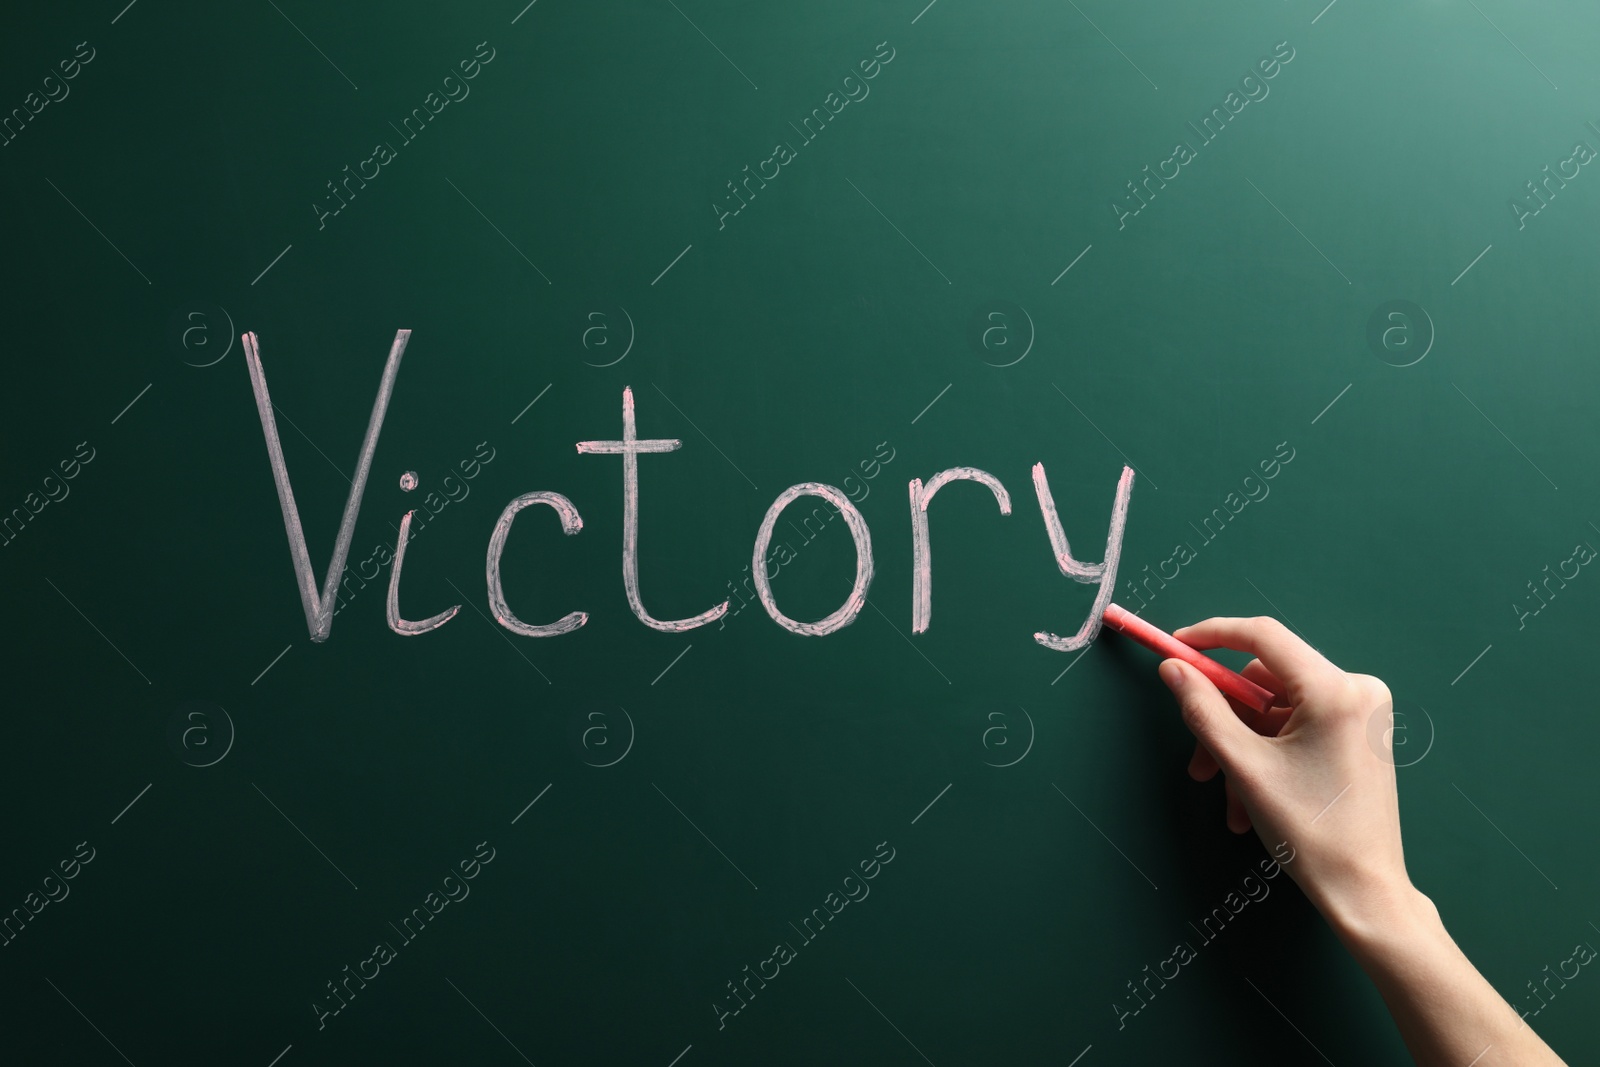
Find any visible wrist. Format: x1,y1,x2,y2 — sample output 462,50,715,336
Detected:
1324,878,1442,969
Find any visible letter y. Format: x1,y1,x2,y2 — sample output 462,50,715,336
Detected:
1032,464,1134,651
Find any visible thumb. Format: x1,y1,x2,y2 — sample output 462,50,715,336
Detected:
1159,659,1260,774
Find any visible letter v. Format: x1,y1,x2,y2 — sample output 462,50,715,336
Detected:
1033,463,1134,651
243,329,410,642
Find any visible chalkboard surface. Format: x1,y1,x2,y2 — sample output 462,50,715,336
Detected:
4,1,1598,1063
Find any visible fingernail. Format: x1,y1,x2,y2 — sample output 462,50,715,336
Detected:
1159,660,1184,689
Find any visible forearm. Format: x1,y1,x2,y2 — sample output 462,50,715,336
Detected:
1332,885,1566,1067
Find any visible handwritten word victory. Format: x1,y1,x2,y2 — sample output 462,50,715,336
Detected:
243,330,1134,649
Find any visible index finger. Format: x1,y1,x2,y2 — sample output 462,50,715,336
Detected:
1171,616,1341,705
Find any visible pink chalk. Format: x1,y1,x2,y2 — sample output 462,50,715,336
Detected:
1102,603,1276,714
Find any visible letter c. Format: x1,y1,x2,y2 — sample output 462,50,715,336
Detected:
486,491,589,636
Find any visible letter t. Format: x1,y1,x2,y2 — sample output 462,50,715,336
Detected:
577,387,728,631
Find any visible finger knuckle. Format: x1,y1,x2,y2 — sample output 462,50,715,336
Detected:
1346,672,1393,708
1253,615,1288,638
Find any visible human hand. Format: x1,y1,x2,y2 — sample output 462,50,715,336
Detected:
1159,616,1413,941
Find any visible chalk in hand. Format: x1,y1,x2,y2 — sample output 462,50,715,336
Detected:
1101,603,1277,715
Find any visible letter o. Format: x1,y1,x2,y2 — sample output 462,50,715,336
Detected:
752,483,873,635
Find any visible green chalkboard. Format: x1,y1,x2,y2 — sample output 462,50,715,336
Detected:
3,0,1598,1063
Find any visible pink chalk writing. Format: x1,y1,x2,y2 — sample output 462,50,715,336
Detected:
244,329,409,643
909,467,1014,634
387,509,460,635
576,386,730,633
486,491,588,637
243,331,1135,651
1032,463,1134,651
752,483,874,636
